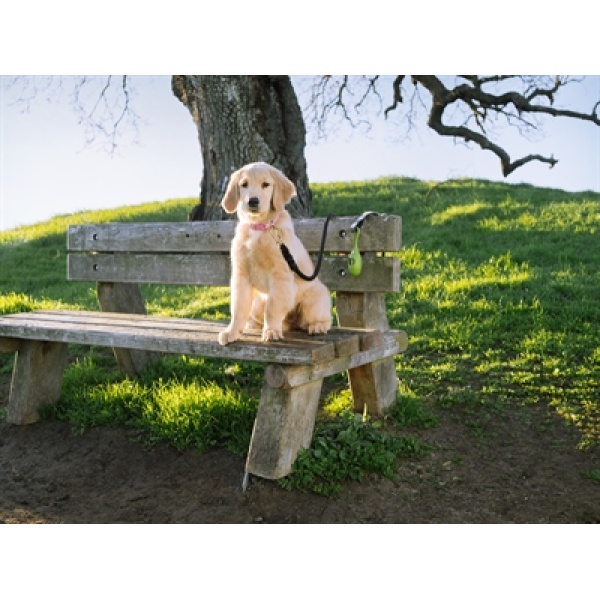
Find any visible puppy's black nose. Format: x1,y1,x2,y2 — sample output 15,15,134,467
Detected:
248,197,260,209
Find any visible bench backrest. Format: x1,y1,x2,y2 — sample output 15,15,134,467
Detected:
67,216,402,293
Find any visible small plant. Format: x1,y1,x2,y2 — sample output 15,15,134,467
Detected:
387,394,439,429
586,470,600,483
279,411,428,496
322,388,353,417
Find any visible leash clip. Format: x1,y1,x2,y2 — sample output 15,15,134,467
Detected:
269,227,283,246
350,211,381,234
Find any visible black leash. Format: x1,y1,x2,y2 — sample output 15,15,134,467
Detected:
276,211,381,281
277,214,333,282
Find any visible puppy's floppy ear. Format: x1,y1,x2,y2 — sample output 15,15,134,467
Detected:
271,166,297,211
221,169,241,214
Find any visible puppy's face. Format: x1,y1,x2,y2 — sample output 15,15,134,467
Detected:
237,165,276,222
221,162,296,223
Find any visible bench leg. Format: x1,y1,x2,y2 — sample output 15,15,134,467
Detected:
7,341,69,425
347,358,399,416
245,373,323,479
336,291,399,416
97,282,161,377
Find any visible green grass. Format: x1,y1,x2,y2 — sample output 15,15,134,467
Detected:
51,352,261,455
314,177,599,449
1,179,599,493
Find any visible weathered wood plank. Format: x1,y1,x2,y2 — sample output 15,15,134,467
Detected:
68,253,232,286
68,253,400,292
19,310,228,331
303,215,401,252
5,311,383,347
67,215,402,253
0,310,337,365
264,331,405,389
319,255,400,292
68,221,237,253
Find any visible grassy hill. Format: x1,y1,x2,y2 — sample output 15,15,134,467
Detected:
1,177,599,493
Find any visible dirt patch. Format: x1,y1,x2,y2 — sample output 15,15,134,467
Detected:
1,393,599,523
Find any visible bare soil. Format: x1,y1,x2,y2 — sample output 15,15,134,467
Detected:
2,384,599,524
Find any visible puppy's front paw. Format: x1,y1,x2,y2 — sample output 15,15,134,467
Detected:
308,321,331,335
219,326,240,346
262,327,283,342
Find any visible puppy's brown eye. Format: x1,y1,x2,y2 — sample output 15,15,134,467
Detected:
261,182,271,189
240,181,248,188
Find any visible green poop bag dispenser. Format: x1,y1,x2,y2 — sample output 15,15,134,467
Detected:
348,211,381,277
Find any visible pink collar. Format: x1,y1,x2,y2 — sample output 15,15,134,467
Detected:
250,214,280,232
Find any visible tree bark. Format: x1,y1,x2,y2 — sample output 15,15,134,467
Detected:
172,75,311,221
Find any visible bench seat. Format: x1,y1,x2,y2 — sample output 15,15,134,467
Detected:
0,309,406,367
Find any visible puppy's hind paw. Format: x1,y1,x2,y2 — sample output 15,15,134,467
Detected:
307,321,331,336
262,328,283,342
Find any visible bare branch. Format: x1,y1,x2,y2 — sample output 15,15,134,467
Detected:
300,74,598,177
354,76,381,113
4,75,145,154
302,75,385,139
4,76,67,111
70,75,144,153
384,76,405,117
412,75,598,176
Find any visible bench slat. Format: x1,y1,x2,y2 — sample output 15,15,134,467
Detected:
67,253,400,292
68,253,232,286
67,216,402,253
0,310,353,365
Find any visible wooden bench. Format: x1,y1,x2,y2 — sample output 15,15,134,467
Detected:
0,215,407,480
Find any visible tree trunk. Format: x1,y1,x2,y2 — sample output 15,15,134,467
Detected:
172,75,311,221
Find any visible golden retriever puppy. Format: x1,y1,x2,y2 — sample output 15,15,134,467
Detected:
218,162,332,346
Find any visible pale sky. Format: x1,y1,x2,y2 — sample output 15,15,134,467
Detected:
1,75,599,231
